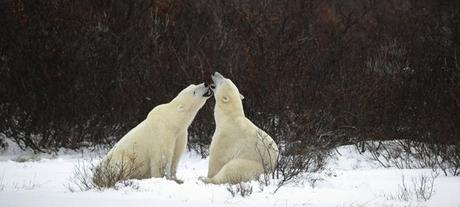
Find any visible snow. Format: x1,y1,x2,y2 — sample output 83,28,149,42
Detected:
1,140,460,207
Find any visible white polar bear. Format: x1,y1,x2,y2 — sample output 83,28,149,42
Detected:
200,72,279,184
99,83,212,184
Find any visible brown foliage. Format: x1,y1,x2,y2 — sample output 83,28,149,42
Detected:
0,0,458,155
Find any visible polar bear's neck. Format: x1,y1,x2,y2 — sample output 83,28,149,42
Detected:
214,104,245,127
150,103,197,130
171,103,198,128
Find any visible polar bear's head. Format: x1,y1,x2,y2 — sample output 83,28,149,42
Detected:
172,83,212,114
211,72,245,118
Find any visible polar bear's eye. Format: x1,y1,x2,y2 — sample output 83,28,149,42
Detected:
222,96,230,103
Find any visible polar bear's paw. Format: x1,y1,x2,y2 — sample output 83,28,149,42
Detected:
174,179,184,184
168,176,184,184
198,176,211,184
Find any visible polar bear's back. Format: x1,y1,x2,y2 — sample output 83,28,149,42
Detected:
110,120,150,154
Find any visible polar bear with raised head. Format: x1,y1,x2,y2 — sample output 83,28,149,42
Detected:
200,72,279,184
99,83,212,184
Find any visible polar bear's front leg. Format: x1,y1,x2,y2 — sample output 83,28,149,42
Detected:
170,133,187,184
150,150,173,178
161,152,173,178
207,150,226,178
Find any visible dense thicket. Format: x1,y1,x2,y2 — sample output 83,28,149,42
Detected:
0,0,459,153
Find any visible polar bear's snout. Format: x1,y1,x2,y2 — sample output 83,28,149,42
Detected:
211,72,225,87
195,83,213,97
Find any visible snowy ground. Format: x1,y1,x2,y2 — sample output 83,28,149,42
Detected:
1,141,460,207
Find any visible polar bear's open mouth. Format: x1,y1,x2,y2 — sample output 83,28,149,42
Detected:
195,83,213,97
203,88,213,97
209,83,216,90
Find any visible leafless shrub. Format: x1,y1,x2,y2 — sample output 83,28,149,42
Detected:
385,172,438,202
254,131,329,193
273,146,327,193
365,39,409,76
395,174,411,202
92,155,141,189
67,160,95,191
0,134,7,152
226,182,253,198
187,141,209,159
413,172,438,202
67,155,141,191
255,130,278,186
361,140,460,176
187,107,213,159
360,140,436,169
435,144,460,176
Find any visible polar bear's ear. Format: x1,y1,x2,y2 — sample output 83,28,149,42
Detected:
240,94,245,100
222,96,230,103
176,104,185,112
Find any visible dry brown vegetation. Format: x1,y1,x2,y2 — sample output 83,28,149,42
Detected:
68,155,140,191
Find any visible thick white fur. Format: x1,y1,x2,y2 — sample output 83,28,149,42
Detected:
201,72,279,184
100,83,210,183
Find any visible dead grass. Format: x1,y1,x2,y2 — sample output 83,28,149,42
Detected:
385,172,438,202
67,154,141,191
226,182,253,197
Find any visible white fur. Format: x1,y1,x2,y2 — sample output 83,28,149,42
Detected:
100,83,210,183
201,72,279,184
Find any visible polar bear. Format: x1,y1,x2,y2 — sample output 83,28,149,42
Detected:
200,72,279,184
98,83,212,184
